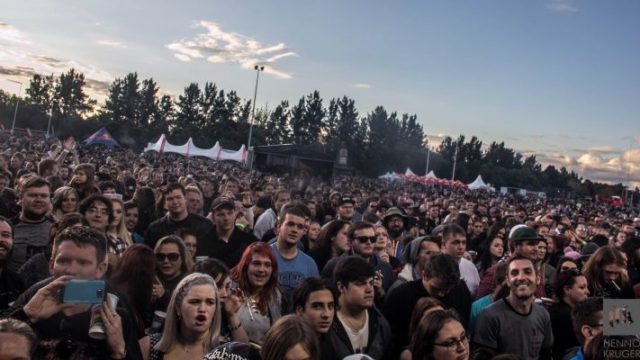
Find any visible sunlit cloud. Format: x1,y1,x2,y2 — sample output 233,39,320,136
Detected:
166,20,297,79
352,83,371,89
545,0,579,13
425,134,447,149
0,23,112,101
97,40,126,49
532,146,640,187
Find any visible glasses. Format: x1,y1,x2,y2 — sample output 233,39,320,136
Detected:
355,236,377,244
87,207,110,216
433,335,468,350
156,253,180,262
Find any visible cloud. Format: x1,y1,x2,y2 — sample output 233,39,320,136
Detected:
352,83,371,89
0,23,113,101
532,146,640,187
425,134,447,149
167,20,297,79
0,22,31,45
545,0,579,13
97,40,126,49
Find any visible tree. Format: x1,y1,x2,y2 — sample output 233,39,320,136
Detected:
290,97,306,144
53,68,96,118
171,83,203,143
302,90,325,143
25,74,55,113
264,101,291,144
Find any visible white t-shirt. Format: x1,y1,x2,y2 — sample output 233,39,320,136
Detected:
460,257,480,297
337,310,370,353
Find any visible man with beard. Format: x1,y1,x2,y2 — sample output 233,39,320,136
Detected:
7,177,52,272
472,255,553,360
0,217,25,310
382,207,408,258
476,225,546,299
336,196,358,223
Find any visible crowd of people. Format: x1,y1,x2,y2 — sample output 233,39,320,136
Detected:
0,135,638,359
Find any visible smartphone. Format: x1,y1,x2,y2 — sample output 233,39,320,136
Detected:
62,280,106,304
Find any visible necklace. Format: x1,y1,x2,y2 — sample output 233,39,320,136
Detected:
338,311,366,332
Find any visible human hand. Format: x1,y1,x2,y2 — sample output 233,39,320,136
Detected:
151,282,165,302
101,302,126,359
23,275,74,323
223,289,245,315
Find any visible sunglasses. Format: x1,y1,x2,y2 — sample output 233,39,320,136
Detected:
355,236,377,244
156,253,180,262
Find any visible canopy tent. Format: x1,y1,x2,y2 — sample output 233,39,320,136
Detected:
378,172,400,181
424,170,438,179
143,134,247,163
404,168,417,176
84,127,120,147
467,175,492,190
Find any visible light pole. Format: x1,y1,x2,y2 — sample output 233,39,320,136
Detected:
247,64,264,173
425,147,431,175
8,80,22,136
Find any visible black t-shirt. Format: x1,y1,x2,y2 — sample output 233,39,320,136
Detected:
382,279,471,357
201,226,257,269
145,213,214,249
0,267,25,310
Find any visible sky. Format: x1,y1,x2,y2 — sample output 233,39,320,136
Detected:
1,0,639,187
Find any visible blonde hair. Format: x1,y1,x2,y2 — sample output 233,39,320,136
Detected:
155,273,222,353
108,197,132,245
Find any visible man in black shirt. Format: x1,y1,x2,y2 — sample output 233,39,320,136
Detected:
383,253,471,358
145,182,214,251
204,197,257,268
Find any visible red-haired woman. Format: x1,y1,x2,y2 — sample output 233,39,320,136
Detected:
230,242,282,345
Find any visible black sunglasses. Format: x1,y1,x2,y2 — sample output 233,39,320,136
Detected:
355,236,377,244
156,253,180,262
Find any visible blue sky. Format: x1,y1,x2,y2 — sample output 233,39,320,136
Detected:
1,0,639,186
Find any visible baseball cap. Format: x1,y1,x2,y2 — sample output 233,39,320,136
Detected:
210,197,235,212
339,196,356,206
509,225,545,243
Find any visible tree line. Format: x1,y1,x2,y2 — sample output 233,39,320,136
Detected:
0,69,633,197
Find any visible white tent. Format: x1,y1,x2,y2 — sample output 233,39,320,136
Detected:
404,168,417,177
425,170,438,179
143,134,248,163
378,172,400,181
467,175,491,190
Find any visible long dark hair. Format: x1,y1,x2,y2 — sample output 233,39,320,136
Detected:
310,220,350,270
476,235,506,274
110,244,156,328
410,309,464,360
